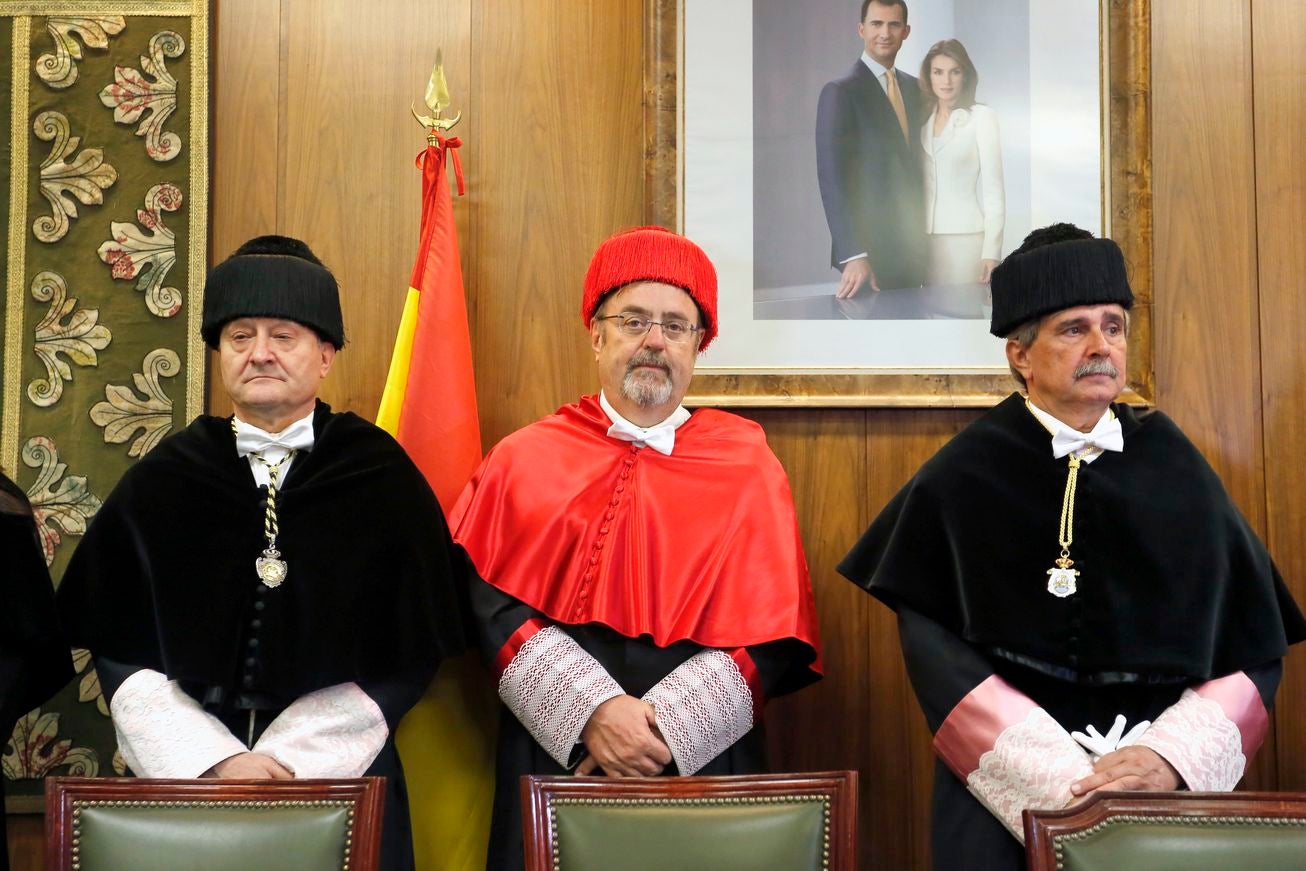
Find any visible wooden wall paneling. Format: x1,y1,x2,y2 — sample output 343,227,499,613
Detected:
469,0,645,446
1251,0,1306,791
207,0,283,417
741,410,872,853
1151,0,1274,788
862,409,981,869
4,813,41,871
1151,0,1264,517
211,0,281,253
278,0,471,420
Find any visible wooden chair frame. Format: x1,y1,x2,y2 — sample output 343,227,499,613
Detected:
522,770,858,871
45,777,385,871
1024,790,1306,870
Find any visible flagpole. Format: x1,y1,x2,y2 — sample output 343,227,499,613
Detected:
383,54,496,871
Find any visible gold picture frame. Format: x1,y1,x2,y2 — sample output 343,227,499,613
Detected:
645,0,1152,408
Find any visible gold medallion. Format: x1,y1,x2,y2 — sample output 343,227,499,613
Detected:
256,548,288,588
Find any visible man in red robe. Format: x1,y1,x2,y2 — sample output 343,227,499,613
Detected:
450,226,823,871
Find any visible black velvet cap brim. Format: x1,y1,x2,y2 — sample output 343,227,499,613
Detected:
202,255,345,348
989,238,1134,336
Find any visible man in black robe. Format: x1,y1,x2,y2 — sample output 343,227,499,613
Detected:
56,236,466,871
2,471,73,871
840,223,1306,870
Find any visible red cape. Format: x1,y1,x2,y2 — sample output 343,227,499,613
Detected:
450,396,821,672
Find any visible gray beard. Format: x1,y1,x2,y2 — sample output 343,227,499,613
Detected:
621,368,674,407
620,350,674,407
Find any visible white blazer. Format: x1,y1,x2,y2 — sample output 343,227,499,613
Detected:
921,104,1006,261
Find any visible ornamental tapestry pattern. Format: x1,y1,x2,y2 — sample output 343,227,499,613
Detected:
1,0,209,812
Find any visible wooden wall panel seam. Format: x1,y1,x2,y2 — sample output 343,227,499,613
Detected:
276,0,288,233
1248,0,1306,795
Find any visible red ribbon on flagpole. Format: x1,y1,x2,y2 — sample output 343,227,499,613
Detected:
416,131,465,196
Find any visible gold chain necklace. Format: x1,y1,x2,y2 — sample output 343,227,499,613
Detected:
231,419,296,588
1025,398,1085,598
1046,453,1081,597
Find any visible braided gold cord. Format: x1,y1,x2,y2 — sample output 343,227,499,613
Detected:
229,418,294,555
1057,454,1080,563
256,456,292,546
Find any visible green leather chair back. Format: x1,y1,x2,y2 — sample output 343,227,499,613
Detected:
549,797,828,871
74,801,354,871
1053,815,1306,871
45,777,384,871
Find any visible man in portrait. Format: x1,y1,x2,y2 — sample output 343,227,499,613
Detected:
815,0,926,298
451,226,823,871
56,235,467,871
839,223,1305,870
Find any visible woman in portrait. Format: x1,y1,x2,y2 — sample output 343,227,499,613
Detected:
918,39,1005,314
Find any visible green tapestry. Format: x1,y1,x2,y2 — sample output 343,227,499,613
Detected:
1,0,209,811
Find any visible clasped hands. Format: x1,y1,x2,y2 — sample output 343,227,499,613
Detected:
1068,745,1180,803
575,694,671,777
204,752,292,779
1066,714,1180,801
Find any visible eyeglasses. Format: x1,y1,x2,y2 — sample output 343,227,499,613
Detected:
594,313,702,344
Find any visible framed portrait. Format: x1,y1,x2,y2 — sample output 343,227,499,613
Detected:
645,0,1152,407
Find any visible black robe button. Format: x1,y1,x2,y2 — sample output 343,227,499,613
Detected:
244,656,257,668
247,638,259,648
242,675,255,688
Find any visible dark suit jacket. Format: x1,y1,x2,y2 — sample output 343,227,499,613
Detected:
816,60,926,289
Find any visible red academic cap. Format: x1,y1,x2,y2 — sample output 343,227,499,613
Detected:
581,226,718,351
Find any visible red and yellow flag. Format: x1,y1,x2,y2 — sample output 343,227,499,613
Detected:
378,133,497,871
378,133,480,509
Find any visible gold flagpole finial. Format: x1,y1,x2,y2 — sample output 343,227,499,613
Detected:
412,49,462,145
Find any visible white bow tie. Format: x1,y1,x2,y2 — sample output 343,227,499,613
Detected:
606,418,677,456
233,416,315,458
1051,416,1123,459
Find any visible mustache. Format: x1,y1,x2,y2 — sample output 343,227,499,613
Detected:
626,350,670,375
1074,358,1119,379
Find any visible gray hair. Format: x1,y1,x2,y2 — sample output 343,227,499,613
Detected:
1004,318,1041,389
1004,310,1131,389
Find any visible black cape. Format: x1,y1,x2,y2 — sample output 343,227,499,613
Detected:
2,473,73,871
839,394,1306,684
57,401,465,702
1,474,72,728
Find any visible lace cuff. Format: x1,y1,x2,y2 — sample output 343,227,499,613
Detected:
498,625,624,768
965,708,1093,843
109,668,247,778
642,649,756,775
1134,687,1246,791
253,683,388,778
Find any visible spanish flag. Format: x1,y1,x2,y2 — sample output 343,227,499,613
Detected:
378,132,497,871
